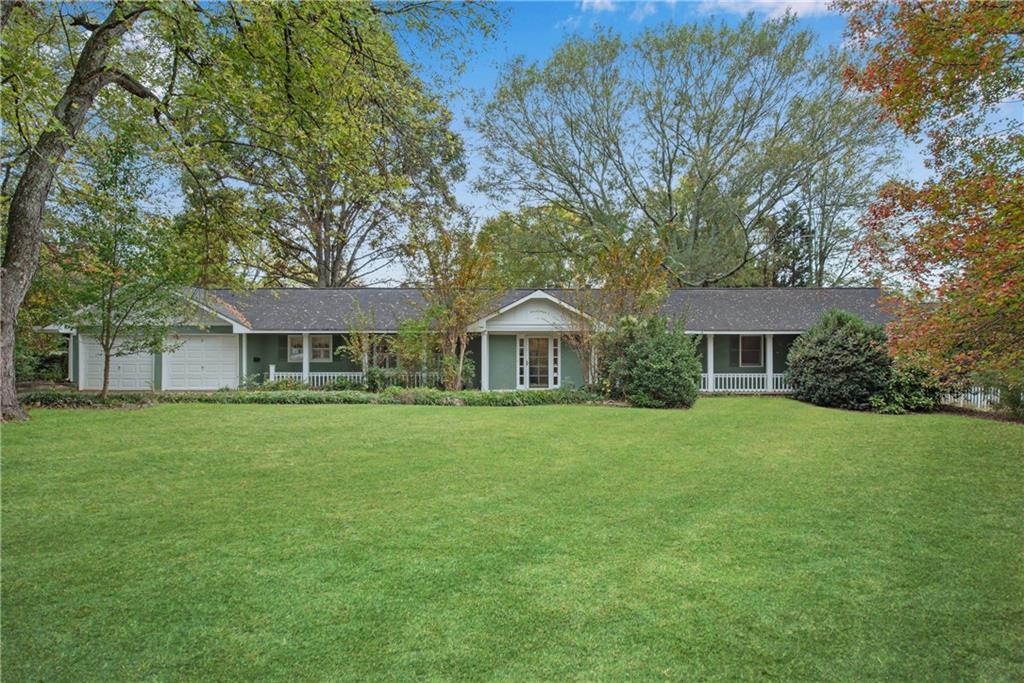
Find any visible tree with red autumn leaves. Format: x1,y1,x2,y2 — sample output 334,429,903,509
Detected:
836,0,1023,386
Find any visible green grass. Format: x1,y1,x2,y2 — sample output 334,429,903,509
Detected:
3,399,1022,681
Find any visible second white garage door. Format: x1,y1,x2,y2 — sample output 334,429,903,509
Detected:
163,335,238,390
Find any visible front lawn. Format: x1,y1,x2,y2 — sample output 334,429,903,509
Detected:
3,399,1022,680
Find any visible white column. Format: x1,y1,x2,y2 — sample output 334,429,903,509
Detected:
765,334,774,392
77,334,84,390
481,331,490,391
301,333,310,383
66,335,73,381
706,334,715,393
269,364,276,381
241,333,248,383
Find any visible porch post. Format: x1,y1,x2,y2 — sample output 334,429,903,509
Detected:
302,333,310,383
241,333,248,384
765,334,774,392
66,334,73,381
706,333,715,393
481,331,490,391
269,364,276,381
77,334,84,390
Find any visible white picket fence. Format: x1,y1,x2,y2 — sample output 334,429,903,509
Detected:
267,366,442,389
942,386,1002,412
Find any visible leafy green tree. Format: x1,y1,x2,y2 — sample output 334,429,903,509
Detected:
189,2,472,287
53,137,196,397
402,210,504,391
478,207,581,288
476,15,894,287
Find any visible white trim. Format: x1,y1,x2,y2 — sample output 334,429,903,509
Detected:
301,333,310,382
242,333,248,382
309,334,332,363
77,334,84,390
765,334,774,384
738,335,764,367
706,333,715,391
481,331,490,391
468,290,594,332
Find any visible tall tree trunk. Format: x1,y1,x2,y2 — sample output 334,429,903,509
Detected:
100,351,112,399
0,4,152,419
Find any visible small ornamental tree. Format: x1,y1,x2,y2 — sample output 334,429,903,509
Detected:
603,317,701,409
786,310,891,411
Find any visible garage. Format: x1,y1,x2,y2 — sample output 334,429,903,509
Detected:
162,334,238,390
81,336,155,390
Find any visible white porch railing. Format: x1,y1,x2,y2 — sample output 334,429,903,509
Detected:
700,373,793,394
267,365,442,389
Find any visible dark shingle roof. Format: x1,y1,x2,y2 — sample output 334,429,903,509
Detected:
195,287,888,332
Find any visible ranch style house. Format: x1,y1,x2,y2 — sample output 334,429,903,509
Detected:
49,287,890,394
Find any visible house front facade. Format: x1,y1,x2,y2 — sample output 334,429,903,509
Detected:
54,287,890,393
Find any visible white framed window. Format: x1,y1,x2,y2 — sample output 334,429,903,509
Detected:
287,335,304,362
517,335,559,389
739,335,763,367
311,335,332,362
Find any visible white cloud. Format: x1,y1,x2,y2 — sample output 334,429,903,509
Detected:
697,0,833,18
580,0,618,13
630,2,658,22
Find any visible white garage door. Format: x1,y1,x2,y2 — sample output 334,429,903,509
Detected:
82,336,154,390
163,334,238,390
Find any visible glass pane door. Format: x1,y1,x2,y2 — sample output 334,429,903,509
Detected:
528,337,549,388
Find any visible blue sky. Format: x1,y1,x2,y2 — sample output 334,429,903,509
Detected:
404,0,927,219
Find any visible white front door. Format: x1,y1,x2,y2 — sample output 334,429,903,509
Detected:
163,335,239,390
81,336,155,390
517,336,560,389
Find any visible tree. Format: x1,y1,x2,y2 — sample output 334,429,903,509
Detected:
478,207,578,288
561,237,667,387
1,1,182,418
0,0,496,418
191,2,468,288
54,137,195,397
839,0,1024,385
402,211,504,391
475,15,893,286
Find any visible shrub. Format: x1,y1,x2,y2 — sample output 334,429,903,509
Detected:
319,377,366,391
364,367,387,393
22,387,599,410
602,317,701,409
868,363,943,414
993,382,1024,420
21,390,153,408
254,378,305,391
787,310,891,411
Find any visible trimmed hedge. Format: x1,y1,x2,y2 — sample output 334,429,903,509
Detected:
20,387,599,409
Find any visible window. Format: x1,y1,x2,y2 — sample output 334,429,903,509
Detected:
370,338,397,369
518,337,526,387
287,335,303,362
311,335,332,362
552,337,560,388
739,335,763,367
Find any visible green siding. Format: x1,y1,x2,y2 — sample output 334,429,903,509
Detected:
465,335,482,389
714,334,765,373
488,335,517,390
560,343,584,388
245,334,362,380
774,334,798,372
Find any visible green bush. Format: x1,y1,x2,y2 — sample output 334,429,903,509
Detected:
364,367,387,393
255,378,306,391
787,310,891,411
21,390,154,408
602,317,701,409
868,364,943,415
21,387,599,409
318,377,366,391
993,382,1024,420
